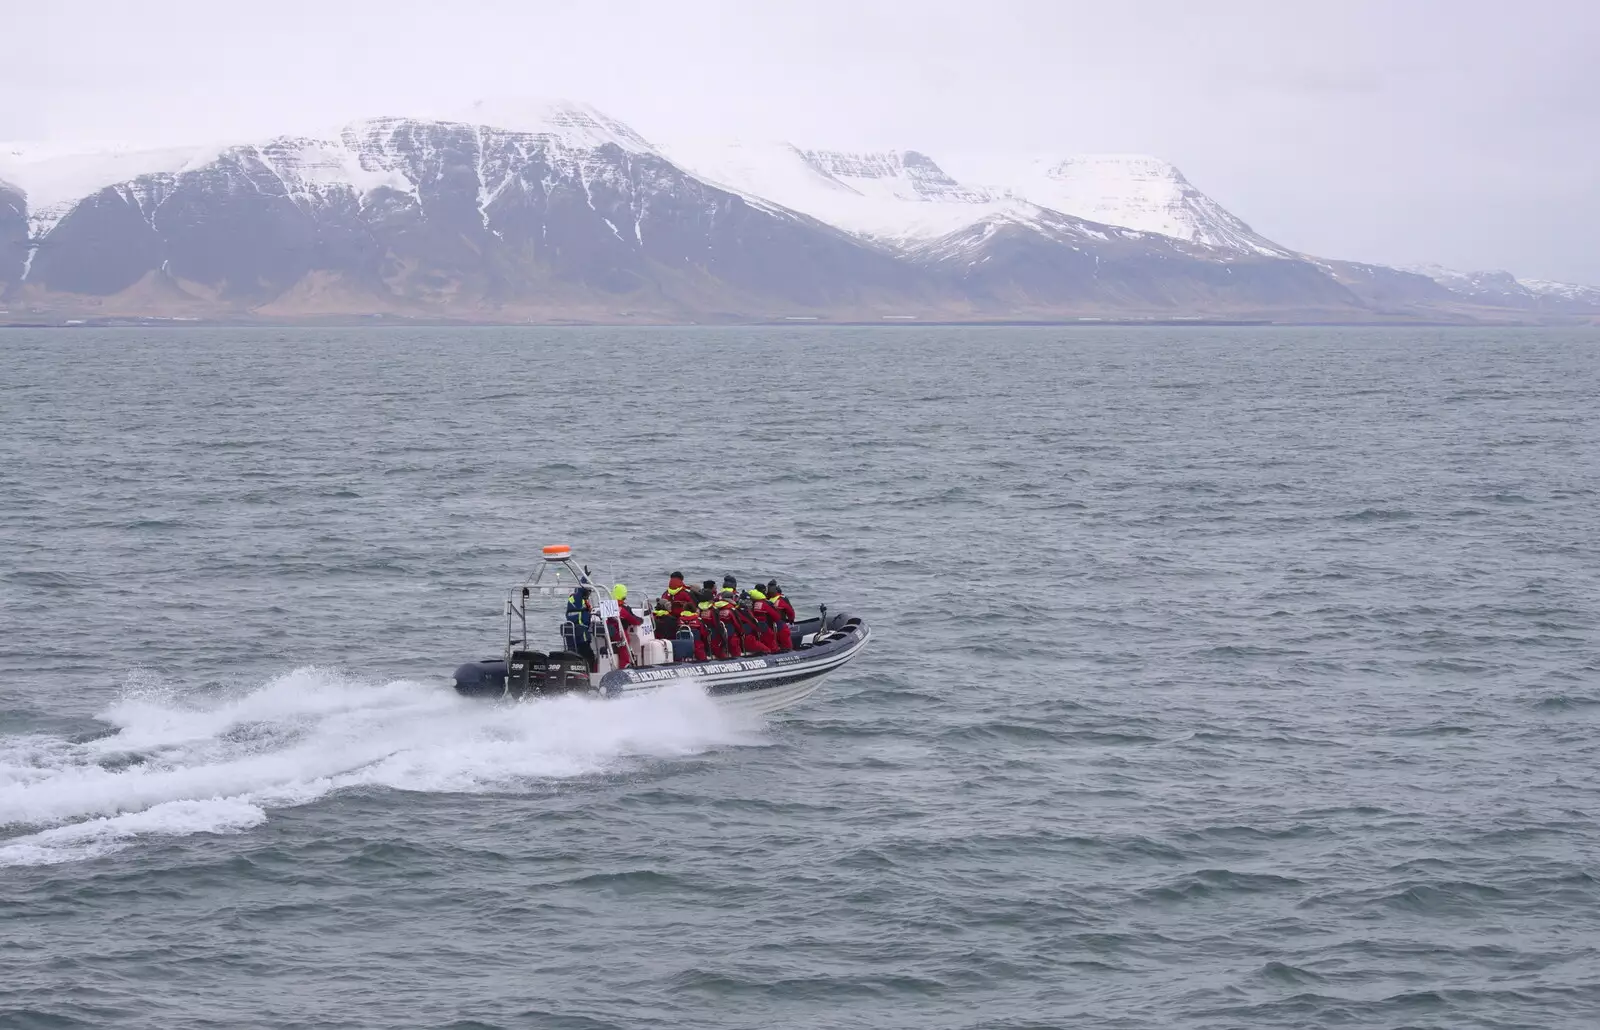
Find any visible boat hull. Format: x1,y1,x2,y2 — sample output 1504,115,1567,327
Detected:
452,613,869,716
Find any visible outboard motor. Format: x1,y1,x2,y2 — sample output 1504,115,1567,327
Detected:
507,650,592,699
453,659,507,698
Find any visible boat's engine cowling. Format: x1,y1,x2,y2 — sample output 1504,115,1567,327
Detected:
453,660,507,698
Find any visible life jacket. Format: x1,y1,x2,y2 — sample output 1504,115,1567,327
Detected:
663,579,695,613
651,601,679,639
565,593,592,642
729,602,758,634
746,592,775,626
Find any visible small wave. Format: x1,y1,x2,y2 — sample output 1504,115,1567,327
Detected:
1298,804,1392,818
0,797,266,867
1337,507,1414,522
937,721,1113,746
1534,694,1600,711
0,669,760,867
1058,729,1163,745
1196,644,1308,658
0,1009,101,1030
563,869,688,893
1139,868,1305,902
1389,723,1477,738
122,517,185,530
666,967,946,1000
2,569,83,590
1258,960,1326,985
1381,880,1510,913
1184,822,1319,843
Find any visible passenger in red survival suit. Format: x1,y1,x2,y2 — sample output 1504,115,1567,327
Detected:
765,581,795,651
733,592,773,656
608,584,643,669
748,588,781,652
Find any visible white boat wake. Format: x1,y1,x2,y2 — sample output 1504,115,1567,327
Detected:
0,667,762,867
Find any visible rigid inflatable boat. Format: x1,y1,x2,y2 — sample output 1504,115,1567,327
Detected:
451,546,870,716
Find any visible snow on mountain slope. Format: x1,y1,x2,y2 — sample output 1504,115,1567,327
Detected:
267,132,414,194
1411,265,1517,296
445,98,656,154
0,130,430,281
944,153,1294,258
0,142,225,238
1519,278,1600,304
799,149,993,205
659,141,1298,262
3,109,665,267
1,99,654,244
660,139,1075,245
903,204,1138,265
8,109,1277,270
1411,265,1600,309
16,113,927,314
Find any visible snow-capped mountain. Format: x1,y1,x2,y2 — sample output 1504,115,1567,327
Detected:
659,140,1027,243
1409,266,1600,312
0,103,1375,320
443,97,656,153
626,138,1360,314
1,99,1590,322
1520,279,1600,306
958,153,1296,258
656,139,1331,303
0,142,227,243
5,107,926,315
663,141,1300,264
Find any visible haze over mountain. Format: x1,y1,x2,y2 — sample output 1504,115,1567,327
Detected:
1,99,1594,324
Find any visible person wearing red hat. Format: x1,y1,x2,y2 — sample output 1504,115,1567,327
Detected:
661,571,695,614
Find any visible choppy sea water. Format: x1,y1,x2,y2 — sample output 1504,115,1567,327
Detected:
1,325,1597,1029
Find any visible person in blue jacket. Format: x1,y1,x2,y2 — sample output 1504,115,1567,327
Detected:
565,586,596,669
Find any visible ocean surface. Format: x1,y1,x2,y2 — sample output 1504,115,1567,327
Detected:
1,325,1597,1029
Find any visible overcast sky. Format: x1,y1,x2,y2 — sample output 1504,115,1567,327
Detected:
6,0,1596,283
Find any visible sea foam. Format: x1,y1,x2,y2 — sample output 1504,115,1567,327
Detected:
0,668,758,866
